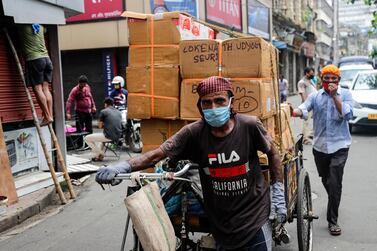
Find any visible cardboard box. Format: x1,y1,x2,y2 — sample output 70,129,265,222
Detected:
179,39,220,79
261,116,276,139
123,12,215,45
270,45,278,79
129,46,179,66
123,11,182,45
285,161,298,206
281,126,294,153
127,66,180,119
141,119,188,153
280,103,291,132
221,37,272,78
180,78,277,120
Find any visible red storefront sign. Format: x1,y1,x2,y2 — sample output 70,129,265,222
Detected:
205,0,242,30
66,0,124,23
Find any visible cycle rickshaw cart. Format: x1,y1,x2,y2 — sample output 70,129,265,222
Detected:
114,126,318,251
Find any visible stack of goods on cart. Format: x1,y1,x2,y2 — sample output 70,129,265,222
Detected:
122,11,215,153
180,37,278,159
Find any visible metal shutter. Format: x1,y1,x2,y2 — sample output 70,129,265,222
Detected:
0,34,43,123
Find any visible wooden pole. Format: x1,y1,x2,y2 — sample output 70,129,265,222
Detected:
3,28,67,205
0,121,18,204
48,123,76,199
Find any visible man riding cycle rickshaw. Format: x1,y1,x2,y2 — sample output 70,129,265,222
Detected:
96,76,287,250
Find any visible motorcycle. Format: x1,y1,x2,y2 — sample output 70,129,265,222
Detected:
115,105,143,153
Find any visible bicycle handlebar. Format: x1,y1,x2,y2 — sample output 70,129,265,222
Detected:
113,163,199,181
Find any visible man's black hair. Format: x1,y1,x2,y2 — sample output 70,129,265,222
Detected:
104,97,114,106
78,75,88,83
304,67,313,74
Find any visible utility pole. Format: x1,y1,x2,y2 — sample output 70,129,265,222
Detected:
333,0,339,65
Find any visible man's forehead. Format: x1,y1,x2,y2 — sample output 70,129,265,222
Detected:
200,91,228,99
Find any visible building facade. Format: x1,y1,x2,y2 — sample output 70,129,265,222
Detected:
272,0,317,93
59,0,274,110
0,0,83,203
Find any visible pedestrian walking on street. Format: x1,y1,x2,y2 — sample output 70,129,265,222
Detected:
85,97,122,161
279,74,289,103
96,76,287,250
17,24,54,126
66,75,96,134
291,64,353,236
297,67,317,144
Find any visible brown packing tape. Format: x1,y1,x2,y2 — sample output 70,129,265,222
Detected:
180,78,277,120
125,11,182,45
129,45,179,66
179,39,220,79
127,95,179,119
126,66,180,119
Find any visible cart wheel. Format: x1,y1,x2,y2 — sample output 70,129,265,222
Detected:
297,168,313,251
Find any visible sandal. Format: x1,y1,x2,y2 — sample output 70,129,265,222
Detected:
328,224,341,236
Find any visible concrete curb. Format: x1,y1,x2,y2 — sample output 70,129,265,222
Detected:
0,186,56,233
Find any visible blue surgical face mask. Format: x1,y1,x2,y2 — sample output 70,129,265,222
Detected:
202,98,232,127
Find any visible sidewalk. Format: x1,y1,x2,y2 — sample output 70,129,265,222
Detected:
0,145,137,235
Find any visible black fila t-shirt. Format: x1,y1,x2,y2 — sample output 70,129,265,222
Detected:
160,114,271,249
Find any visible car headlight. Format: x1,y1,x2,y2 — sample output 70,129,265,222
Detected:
353,99,363,109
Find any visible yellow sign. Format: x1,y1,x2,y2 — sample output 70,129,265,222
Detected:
368,114,377,120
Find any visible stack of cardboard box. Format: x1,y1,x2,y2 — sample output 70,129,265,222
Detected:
125,12,182,119
180,37,277,131
122,11,215,152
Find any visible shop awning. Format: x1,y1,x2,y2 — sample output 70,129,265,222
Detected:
1,0,83,24
272,39,287,49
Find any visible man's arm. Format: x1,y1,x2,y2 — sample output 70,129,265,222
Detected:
267,143,282,183
98,110,104,128
297,80,306,102
292,92,315,119
129,148,167,172
334,90,353,120
66,87,76,114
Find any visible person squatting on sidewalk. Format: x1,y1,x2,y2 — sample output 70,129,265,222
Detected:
85,98,122,162
292,64,353,236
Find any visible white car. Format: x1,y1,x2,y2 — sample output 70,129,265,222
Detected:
339,64,374,89
348,70,377,132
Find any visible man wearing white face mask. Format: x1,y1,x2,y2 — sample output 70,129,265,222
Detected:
95,76,285,251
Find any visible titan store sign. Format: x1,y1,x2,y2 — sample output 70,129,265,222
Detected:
66,0,124,23
205,0,242,31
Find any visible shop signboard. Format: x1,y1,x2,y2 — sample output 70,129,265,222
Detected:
102,50,117,97
247,0,270,40
205,0,242,31
66,0,124,23
150,0,198,17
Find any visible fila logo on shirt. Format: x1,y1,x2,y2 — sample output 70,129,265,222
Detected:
208,151,240,165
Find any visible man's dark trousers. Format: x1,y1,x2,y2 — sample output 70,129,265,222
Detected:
313,148,349,226
75,111,93,133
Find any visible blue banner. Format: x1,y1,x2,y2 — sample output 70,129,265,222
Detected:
102,50,116,97
150,0,197,17
247,0,270,40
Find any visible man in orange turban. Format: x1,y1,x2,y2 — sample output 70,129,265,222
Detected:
292,64,353,236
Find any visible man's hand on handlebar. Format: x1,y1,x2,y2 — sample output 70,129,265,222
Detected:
95,161,131,185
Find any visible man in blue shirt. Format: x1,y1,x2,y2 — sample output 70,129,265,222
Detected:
292,64,353,236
